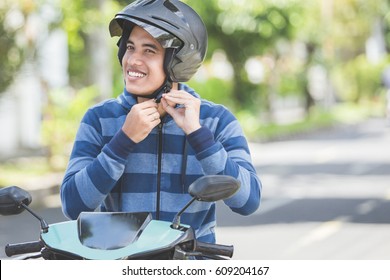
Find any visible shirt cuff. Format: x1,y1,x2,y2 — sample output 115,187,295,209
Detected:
187,126,215,154
106,129,137,159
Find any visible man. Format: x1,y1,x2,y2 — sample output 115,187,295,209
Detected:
61,0,261,243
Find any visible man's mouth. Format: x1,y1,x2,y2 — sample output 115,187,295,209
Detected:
127,71,146,78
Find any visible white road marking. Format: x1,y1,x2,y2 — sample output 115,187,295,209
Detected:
285,217,348,255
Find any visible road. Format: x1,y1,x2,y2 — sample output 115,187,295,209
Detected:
217,118,390,259
1,118,389,259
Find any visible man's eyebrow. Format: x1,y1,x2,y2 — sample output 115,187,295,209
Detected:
127,39,160,50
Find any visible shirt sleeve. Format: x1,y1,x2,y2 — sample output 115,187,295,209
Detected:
186,110,262,216
60,109,136,220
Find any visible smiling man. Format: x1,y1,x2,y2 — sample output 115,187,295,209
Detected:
60,0,262,244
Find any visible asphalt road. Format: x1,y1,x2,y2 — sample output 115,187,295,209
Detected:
217,118,390,259
1,118,389,260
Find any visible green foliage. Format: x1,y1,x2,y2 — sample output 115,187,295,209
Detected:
60,0,88,86
42,86,98,170
184,0,302,111
0,1,28,94
278,71,305,97
235,110,263,139
332,55,386,102
187,78,234,109
59,0,120,88
244,102,379,142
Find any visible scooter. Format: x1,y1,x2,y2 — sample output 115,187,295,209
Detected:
0,175,239,260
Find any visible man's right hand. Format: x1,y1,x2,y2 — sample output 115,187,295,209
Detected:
122,99,161,143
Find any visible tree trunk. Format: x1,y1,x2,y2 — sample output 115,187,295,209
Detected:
88,0,112,100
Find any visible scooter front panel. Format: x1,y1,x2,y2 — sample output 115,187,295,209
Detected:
41,220,189,259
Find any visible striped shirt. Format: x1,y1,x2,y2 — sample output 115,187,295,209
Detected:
60,83,261,243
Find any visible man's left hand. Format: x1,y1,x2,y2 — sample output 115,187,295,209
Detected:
161,90,201,135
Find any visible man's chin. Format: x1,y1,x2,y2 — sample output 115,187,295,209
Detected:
125,86,153,96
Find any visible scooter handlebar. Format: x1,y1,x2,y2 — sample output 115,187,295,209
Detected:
195,241,234,258
5,241,43,257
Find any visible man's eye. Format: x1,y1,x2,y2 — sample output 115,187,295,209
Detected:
126,45,134,50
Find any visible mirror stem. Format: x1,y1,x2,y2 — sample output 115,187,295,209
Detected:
171,197,197,229
20,203,49,233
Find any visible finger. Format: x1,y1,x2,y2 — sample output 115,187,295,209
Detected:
164,93,199,109
151,114,161,123
137,99,158,109
161,97,174,114
143,107,158,116
166,89,191,97
162,96,190,110
162,93,188,103
162,97,184,120
150,111,160,121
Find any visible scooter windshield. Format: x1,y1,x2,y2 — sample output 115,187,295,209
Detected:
77,212,152,250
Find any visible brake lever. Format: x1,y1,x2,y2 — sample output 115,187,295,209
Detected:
173,246,202,260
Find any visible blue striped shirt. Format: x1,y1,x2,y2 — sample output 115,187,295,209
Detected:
60,83,262,243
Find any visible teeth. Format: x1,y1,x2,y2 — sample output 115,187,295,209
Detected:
128,71,146,78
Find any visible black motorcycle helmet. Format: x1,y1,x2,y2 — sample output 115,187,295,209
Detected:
109,0,208,99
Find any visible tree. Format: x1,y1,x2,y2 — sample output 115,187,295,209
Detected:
0,0,32,94
304,0,390,103
185,0,301,112
59,0,119,99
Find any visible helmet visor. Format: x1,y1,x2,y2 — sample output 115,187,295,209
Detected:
110,16,183,49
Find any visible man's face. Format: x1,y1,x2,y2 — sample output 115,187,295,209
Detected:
122,25,166,96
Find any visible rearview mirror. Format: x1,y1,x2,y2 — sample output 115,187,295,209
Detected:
0,186,32,216
172,175,241,229
188,175,240,202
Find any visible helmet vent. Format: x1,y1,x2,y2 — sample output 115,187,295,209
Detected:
163,1,190,28
142,0,158,6
163,0,179,12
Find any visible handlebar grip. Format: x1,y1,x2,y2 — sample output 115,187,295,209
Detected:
195,241,234,258
5,241,43,257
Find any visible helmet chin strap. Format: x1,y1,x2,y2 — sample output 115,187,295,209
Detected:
131,78,172,103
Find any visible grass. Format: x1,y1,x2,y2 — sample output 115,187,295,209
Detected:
240,100,384,142
0,157,53,187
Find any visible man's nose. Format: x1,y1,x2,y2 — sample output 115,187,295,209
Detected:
127,51,143,66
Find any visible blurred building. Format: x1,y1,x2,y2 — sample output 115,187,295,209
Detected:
0,3,68,161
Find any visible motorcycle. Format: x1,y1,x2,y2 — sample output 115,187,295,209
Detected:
0,175,239,260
